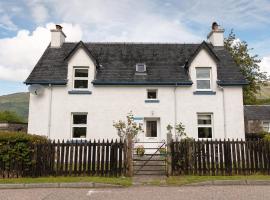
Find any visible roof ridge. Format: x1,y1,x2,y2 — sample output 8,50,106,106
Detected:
64,41,202,45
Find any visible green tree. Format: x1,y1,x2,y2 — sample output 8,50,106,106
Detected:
0,111,24,123
224,31,268,104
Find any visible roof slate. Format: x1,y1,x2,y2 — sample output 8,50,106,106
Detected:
25,42,247,85
244,105,270,120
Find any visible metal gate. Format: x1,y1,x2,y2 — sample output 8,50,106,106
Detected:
133,141,167,175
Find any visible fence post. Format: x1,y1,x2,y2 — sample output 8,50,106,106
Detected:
126,135,133,177
167,132,173,176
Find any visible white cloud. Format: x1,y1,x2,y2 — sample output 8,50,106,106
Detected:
260,55,270,77
0,23,82,82
0,14,17,31
25,0,49,24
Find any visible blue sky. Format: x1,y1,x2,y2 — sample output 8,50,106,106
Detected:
0,0,269,95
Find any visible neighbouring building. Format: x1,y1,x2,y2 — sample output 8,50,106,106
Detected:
25,22,247,143
0,121,28,132
244,105,270,136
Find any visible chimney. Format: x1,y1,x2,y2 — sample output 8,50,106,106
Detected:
207,22,224,47
50,24,66,48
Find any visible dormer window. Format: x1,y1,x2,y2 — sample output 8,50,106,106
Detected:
196,67,212,91
73,67,89,89
136,63,146,73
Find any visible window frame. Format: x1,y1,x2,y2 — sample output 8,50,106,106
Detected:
73,67,89,90
136,63,146,73
195,67,212,91
147,89,158,100
145,120,158,138
71,113,88,139
197,113,213,139
262,121,270,133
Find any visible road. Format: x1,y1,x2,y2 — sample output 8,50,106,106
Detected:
0,186,270,200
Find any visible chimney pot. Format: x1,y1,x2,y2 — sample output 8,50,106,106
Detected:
56,24,63,30
50,24,66,48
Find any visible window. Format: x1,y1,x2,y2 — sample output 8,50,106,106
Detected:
196,67,211,90
136,63,146,73
73,68,89,89
263,121,270,132
146,121,157,137
197,114,213,138
72,113,87,138
147,89,157,99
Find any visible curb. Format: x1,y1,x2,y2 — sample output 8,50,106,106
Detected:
0,182,124,189
185,180,270,186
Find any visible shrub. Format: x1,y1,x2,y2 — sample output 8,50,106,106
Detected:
0,132,48,177
135,145,145,157
0,111,24,123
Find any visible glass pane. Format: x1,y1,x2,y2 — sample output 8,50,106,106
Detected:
196,68,210,78
75,69,88,77
74,80,88,88
198,127,212,138
146,121,157,137
73,127,86,138
73,114,87,124
198,115,211,125
197,80,210,89
147,90,157,99
263,122,270,132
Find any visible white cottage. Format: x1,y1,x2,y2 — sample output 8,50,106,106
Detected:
25,22,247,142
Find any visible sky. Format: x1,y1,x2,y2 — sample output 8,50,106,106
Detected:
0,0,269,95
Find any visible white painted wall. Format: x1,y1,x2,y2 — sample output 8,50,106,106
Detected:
50,30,65,48
208,31,224,47
28,47,245,141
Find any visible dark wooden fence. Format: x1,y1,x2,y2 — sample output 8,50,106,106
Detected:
0,139,126,178
171,139,270,176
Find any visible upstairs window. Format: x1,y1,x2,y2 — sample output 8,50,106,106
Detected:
263,121,270,132
147,89,157,99
198,114,213,139
72,113,87,138
196,67,211,90
73,67,89,89
136,63,146,73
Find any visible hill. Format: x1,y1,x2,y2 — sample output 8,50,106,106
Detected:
0,92,29,122
257,82,270,99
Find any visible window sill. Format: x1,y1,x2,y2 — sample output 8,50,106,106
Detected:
68,90,92,95
193,91,216,95
145,99,160,103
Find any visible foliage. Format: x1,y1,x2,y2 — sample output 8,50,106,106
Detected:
224,31,268,105
158,147,167,155
0,111,24,123
113,111,143,140
135,145,145,157
0,132,48,175
263,133,270,142
167,122,193,140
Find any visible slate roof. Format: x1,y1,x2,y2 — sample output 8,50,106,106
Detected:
244,105,270,120
25,41,247,86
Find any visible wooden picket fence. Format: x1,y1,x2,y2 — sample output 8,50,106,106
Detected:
171,139,270,176
0,139,126,178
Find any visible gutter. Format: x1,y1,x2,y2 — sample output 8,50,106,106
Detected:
48,84,53,138
218,85,227,139
92,81,193,86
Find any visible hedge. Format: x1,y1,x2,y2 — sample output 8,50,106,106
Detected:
0,132,48,178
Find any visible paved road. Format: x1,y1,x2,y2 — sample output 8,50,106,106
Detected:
0,186,270,200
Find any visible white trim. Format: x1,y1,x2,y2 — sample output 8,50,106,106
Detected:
136,63,146,73
71,112,88,139
197,113,214,139
195,67,212,91
146,89,158,100
72,67,89,90
262,121,270,133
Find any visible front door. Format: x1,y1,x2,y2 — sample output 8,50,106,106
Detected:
145,120,158,141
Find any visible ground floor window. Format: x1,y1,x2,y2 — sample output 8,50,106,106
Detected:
146,120,157,137
197,113,213,139
72,113,87,138
263,121,270,133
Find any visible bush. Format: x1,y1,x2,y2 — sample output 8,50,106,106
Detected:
0,132,48,177
0,111,24,123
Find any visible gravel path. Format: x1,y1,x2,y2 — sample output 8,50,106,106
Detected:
1,185,270,200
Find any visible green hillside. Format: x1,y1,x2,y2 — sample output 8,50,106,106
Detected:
0,92,29,122
257,83,270,99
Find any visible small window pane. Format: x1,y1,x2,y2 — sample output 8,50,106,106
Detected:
198,127,212,138
197,80,210,89
73,127,86,138
73,115,87,124
147,90,157,99
198,115,211,125
146,121,157,137
196,68,210,78
136,63,146,72
74,80,88,88
263,122,270,132
75,69,88,77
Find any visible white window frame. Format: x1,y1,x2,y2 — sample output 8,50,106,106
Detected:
197,113,213,139
262,121,270,133
71,113,88,139
136,63,146,73
73,67,89,90
147,89,158,100
196,67,212,91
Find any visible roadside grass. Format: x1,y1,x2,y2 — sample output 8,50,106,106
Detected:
166,175,270,186
0,176,132,186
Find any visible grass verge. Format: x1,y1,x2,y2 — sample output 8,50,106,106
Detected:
0,176,132,186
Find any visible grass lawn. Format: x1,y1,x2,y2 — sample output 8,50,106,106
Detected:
0,176,132,186
166,175,270,186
